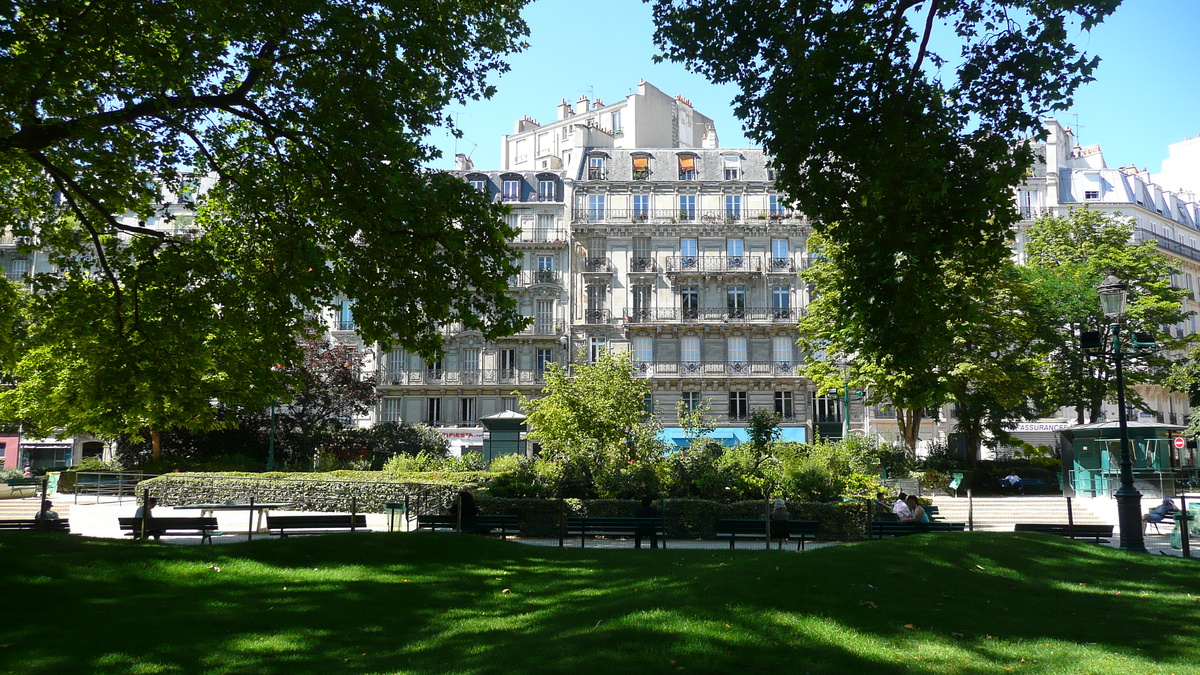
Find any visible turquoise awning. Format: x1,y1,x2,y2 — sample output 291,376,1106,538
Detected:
657,427,806,448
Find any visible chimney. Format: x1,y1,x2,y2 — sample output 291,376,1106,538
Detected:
577,94,590,114
454,153,473,171
557,98,573,120
702,124,718,149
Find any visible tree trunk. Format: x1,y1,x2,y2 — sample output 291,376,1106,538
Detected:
896,407,924,456
150,429,161,462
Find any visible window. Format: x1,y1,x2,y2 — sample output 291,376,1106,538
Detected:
426,397,442,424
682,391,701,413
587,194,606,221
1085,190,1100,200
504,213,519,231
387,349,406,380
725,195,741,219
536,348,554,375
463,348,481,380
729,391,749,420
502,396,519,413
775,391,794,419
381,398,402,423
680,238,698,269
631,284,653,321
611,110,622,133
586,285,606,323
772,286,791,318
502,179,520,201
500,349,517,378
426,357,443,379
727,286,746,318
772,238,789,260
535,299,555,333
728,336,747,371
680,285,699,319
632,236,652,271
812,394,842,424
678,155,696,180
588,156,607,180
766,167,777,180
632,155,649,180
727,238,744,270
633,336,653,363
460,398,477,423
769,195,785,216
723,155,741,180
643,393,654,416
338,300,354,331
773,336,793,370
681,335,701,370
632,194,650,219
679,195,696,221
537,254,554,273
589,336,607,362
538,179,556,200
536,213,555,239
470,179,486,192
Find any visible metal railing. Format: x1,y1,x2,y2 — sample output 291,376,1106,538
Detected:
583,308,612,324
571,208,806,226
665,255,763,273
380,368,549,386
511,228,568,244
583,257,613,273
622,307,801,323
73,471,160,504
512,269,563,286
632,361,801,377
1135,229,1200,264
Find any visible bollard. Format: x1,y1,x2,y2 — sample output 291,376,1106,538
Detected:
247,496,256,542
351,496,358,533
1181,494,1191,559
967,488,974,532
1067,497,1075,538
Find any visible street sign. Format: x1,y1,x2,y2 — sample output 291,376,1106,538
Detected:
1174,437,1186,450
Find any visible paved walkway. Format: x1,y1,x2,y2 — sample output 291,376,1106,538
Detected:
11,495,1196,557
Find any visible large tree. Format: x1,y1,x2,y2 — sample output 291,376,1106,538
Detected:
1022,208,1192,423
0,1,529,442
652,0,1120,380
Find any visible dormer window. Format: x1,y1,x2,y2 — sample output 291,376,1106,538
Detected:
632,155,650,180
538,179,556,200
722,155,741,181
502,179,521,201
1084,190,1099,200
588,155,607,180
678,155,696,180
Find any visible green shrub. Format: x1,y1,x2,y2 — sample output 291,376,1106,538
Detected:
594,460,661,499
488,453,523,474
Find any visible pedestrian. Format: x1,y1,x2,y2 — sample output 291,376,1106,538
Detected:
634,496,660,549
769,498,791,550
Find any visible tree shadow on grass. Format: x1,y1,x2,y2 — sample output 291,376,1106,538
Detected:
2,531,1199,674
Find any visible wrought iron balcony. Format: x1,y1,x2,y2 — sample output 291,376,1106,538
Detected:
629,256,657,273
583,257,613,273
766,257,796,273
1134,229,1200,264
571,208,805,226
631,361,801,378
623,307,801,324
511,269,563,286
583,308,612,324
511,228,567,244
336,320,356,331
664,255,763,274
379,368,549,386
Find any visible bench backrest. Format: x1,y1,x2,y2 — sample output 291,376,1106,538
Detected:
1014,523,1113,536
416,514,518,529
715,519,820,536
118,517,219,531
6,477,39,486
0,518,69,531
266,514,367,529
872,522,965,534
566,517,663,531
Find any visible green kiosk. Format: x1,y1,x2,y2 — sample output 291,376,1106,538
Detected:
480,410,529,467
1057,420,1191,499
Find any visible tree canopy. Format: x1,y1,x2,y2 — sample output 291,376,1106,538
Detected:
0,0,530,439
652,0,1120,379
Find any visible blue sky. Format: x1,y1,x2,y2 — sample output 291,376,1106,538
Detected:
429,0,1200,176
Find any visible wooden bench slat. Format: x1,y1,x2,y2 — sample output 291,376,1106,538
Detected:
0,518,69,532
563,517,667,549
870,522,966,537
118,517,220,544
415,514,520,538
1013,523,1114,543
266,514,368,537
714,519,820,550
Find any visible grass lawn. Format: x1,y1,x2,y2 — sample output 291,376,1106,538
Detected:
1,532,1198,674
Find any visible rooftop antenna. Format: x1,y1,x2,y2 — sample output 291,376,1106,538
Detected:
1063,111,1083,145
450,111,479,162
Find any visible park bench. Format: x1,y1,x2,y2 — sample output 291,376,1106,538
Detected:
415,514,520,538
1013,523,1114,544
714,519,820,551
266,514,368,537
4,477,39,497
562,517,667,549
0,518,70,533
999,478,1050,494
870,521,965,538
118,517,220,543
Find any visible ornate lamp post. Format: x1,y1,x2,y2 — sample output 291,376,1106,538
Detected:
829,357,865,440
266,364,285,472
1094,274,1146,552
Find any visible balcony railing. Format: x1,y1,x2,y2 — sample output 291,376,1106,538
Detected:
587,167,607,180
512,269,563,286
665,255,763,273
336,320,356,331
380,368,549,386
506,320,565,337
572,208,805,225
632,361,801,377
583,257,613,273
766,257,796,273
629,256,657,273
583,308,612,324
1135,229,1200,264
511,228,568,244
623,307,801,324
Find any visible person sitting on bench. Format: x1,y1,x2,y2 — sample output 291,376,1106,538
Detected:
1142,498,1177,535
133,497,163,540
33,499,59,522
1002,470,1022,491
899,495,930,524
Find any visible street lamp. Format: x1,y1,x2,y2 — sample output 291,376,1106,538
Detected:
1087,274,1146,552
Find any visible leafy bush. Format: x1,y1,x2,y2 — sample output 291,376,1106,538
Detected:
594,460,661,499
487,453,523,474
